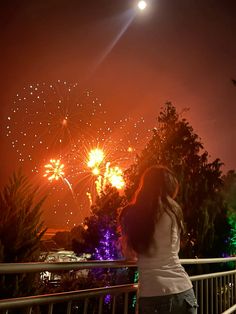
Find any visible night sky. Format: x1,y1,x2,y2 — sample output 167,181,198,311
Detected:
1,0,236,227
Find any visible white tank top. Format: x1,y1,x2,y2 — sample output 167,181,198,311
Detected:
137,202,192,297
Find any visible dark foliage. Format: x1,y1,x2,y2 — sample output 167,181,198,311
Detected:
125,103,231,258
0,171,47,299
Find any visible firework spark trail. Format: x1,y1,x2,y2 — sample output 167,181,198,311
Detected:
63,177,74,197
6,81,108,174
86,192,93,207
87,149,125,198
6,81,151,226
44,158,85,223
44,159,75,198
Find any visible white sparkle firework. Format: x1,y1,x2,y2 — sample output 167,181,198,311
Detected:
6,80,151,226
6,81,107,172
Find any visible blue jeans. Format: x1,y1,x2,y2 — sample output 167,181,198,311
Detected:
138,288,198,314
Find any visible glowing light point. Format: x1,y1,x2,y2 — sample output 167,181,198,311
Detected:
62,117,68,126
107,166,125,190
44,159,65,182
92,167,100,176
87,148,104,168
137,0,147,10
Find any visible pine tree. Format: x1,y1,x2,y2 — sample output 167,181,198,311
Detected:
125,103,230,258
71,185,127,309
73,185,124,260
0,171,47,299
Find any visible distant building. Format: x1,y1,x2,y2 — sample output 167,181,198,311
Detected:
42,228,70,240
40,246,91,282
40,239,60,253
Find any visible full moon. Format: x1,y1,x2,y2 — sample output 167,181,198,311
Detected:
137,1,147,10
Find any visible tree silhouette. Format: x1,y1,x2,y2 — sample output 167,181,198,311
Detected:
0,171,46,299
222,170,236,254
125,102,230,258
73,185,124,259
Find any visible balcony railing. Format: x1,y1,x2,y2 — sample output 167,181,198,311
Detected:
0,257,236,313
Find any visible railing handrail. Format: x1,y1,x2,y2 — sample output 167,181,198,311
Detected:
190,269,236,281
0,260,137,274
0,257,235,274
0,284,138,310
222,304,236,314
180,257,236,264
0,257,236,312
1,268,236,309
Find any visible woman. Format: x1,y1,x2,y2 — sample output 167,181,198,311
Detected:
119,166,198,313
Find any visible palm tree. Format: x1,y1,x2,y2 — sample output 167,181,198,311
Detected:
0,171,47,299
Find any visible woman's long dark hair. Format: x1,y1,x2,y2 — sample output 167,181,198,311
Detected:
119,166,184,255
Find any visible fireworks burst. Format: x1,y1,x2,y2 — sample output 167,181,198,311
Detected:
87,149,125,197
44,159,74,196
105,163,125,190
87,148,105,169
6,81,152,226
44,159,65,181
6,81,107,173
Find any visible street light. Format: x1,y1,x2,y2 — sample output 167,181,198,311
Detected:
137,1,147,11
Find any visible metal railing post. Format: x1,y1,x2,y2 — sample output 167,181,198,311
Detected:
112,295,116,314
66,300,72,314
98,296,103,314
83,298,89,314
48,303,53,314
124,292,129,314
210,277,213,314
0,258,236,314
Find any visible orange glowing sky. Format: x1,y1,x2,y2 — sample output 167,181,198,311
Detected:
0,0,235,227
